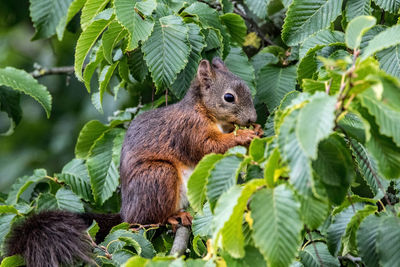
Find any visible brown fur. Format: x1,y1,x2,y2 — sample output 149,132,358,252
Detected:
120,58,262,224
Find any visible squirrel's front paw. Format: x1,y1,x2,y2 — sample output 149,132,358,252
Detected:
252,124,264,137
235,129,258,146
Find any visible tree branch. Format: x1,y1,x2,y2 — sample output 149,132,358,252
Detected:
169,226,190,257
338,254,362,266
232,3,275,46
30,66,75,78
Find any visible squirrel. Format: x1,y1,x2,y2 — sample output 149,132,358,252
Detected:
5,58,263,267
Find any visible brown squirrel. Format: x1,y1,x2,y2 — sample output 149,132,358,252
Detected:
120,58,262,225
5,58,263,267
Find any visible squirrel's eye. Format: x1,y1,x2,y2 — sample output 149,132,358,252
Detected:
224,93,235,103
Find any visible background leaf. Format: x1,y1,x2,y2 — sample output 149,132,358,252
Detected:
142,15,190,91
29,0,74,40
282,0,343,46
0,67,51,118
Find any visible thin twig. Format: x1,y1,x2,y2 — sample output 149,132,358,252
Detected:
232,4,275,46
30,66,75,78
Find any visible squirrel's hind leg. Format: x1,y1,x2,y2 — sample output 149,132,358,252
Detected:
121,160,181,225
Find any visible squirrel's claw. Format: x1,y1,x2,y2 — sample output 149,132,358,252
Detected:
167,211,193,232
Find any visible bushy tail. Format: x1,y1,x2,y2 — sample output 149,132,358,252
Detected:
5,210,121,267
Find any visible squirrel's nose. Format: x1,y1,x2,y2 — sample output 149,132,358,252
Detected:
248,112,257,125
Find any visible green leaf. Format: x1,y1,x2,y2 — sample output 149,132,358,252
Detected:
101,229,155,258
206,155,244,211
345,16,376,50
360,26,385,51
171,23,205,99
251,51,279,73
299,30,345,59
56,0,86,40
0,67,52,118
88,220,100,239
87,128,125,204
367,129,400,179
142,15,190,91
0,205,18,214
299,194,329,230
0,214,17,253
359,85,400,147
125,256,148,267
282,0,343,46
278,93,336,195
249,137,271,163
188,154,224,213
327,204,362,256
6,169,47,205
213,179,265,258
55,188,85,212
57,159,93,202
83,42,104,92
29,0,74,40
244,0,267,19
361,24,400,61
220,13,247,45
256,65,297,111
0,255,25,267
350,139,389,199
183,2,221,30
297,50,318,82
75,16,112,81
377,45,400,79
114,0,156,51
193,203,213,237
342,204,378,256
357,214,382,267
102,21,128,64
345,0,371,22
373,0,400,13
338,112,366,143
251,185,302,267
278,109,312,194
377,216,400,267
296,93,336,159
80,0,110,30
98,62,119,105
264,147,280,188
127,48,149,82
313,134,355,205
0,86,21,135
224,47,256,95
75,120,109,159
300,242,340,267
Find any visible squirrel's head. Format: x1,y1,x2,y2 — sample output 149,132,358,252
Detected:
196,58,257,131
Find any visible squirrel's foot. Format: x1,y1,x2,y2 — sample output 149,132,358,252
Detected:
167,211,193,232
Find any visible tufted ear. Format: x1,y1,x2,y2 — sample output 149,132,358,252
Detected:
197,59,214,88
212,57,228,71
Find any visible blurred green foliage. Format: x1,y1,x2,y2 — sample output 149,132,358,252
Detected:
0,0,126,191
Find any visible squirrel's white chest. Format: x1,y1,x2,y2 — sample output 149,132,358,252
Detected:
179,167,194,209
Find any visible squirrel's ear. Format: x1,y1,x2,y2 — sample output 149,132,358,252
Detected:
197,59,214,88
212,57,228,71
